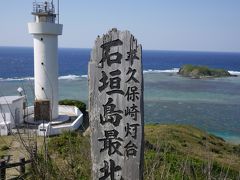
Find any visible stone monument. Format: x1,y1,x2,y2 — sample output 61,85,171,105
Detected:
89,28,144,180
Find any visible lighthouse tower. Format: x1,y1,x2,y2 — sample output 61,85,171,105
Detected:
28,1,63,120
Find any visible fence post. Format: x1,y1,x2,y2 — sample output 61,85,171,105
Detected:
19,158,26,175
33,142,37,158
0,160,6,180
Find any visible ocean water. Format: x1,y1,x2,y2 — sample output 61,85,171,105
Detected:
0,47,240,142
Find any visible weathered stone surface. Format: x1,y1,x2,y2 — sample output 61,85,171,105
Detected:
88,28,144,180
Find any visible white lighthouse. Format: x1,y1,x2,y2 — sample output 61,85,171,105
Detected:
0,0,83,136
28,1,62,120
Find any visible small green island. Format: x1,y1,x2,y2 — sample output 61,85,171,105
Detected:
178,64,236,79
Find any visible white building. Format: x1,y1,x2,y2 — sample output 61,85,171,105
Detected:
0,96,25,135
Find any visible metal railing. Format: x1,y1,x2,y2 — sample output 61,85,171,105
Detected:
32,1,60,23
33,2,55,14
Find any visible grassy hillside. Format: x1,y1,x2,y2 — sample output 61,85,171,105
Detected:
1,124,240,179
144,124,240,179
178,64,233,78
25,124,240,179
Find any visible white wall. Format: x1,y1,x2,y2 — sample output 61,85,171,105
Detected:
0,98,24,127
28,22,63,120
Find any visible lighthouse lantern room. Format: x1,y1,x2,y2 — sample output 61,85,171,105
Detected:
28,0,63,121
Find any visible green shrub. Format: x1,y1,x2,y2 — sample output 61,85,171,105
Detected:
1,145,10,151
29,153,59,180
232,145,240,155
48,131,91,179
48,131,79,155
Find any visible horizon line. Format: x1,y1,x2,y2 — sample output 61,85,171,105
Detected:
0,45,240,54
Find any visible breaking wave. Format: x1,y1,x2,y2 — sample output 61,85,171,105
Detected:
0,77,34,81
0,75,88,81
228,71,240,75
59,74,88,80
143,68,180,74
0,69,240,81
143,68,240,76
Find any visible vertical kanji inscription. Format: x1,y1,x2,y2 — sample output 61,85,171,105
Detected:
89,28,144,180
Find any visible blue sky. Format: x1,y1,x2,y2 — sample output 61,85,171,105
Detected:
1,0,240,52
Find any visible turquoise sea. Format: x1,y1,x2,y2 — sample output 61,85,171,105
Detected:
0,47,240,143
1,72,240,143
